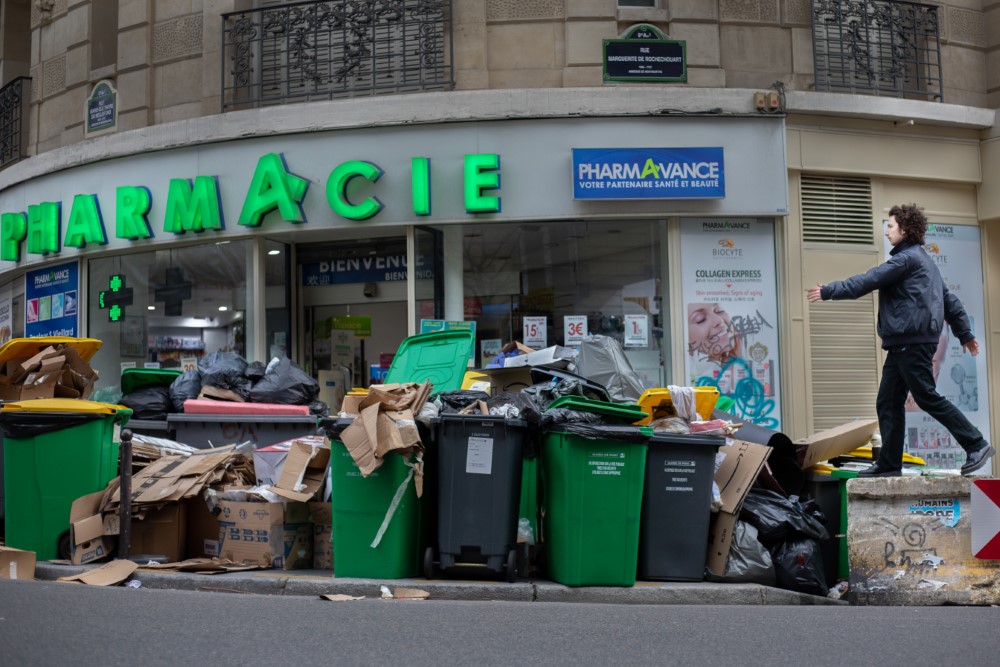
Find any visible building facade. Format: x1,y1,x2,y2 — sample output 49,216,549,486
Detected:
0,0,996,473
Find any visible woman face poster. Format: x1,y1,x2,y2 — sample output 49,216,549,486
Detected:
680,219,781,429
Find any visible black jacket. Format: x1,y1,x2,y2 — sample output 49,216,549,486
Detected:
820,240,974,349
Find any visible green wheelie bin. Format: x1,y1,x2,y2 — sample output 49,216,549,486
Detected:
540,397,650,587
1,398,131,560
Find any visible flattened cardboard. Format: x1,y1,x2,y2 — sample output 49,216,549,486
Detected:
309,502,333,570
0,547,36,580
70,490,114,565
795,419,879,469
57,559,138,586
270,438,331,502
707,440,771,575
217,500,312,570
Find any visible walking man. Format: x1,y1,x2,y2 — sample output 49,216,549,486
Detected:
806,204,994,477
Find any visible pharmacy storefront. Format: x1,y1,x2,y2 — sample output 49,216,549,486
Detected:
0,113,788,426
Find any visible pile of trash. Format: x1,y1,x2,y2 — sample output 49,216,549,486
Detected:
114,352,327,420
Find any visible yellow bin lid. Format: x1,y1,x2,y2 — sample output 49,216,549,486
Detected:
0,337,103,364
1,398,127,414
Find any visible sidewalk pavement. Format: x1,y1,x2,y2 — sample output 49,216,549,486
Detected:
33,562,844,605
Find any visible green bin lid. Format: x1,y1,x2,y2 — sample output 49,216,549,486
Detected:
121,368,183,395
384,330,475,393
546,395,647,423
1,398,130,415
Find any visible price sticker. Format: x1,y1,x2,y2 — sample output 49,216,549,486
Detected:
624,314,649,347
564,315,587,346
522,316,548,349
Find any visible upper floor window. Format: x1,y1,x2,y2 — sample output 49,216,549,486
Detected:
811,0,942,101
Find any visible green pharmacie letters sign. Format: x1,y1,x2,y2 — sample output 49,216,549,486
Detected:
0,152,502,263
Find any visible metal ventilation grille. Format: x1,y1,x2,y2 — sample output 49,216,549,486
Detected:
809,296,879,431
801,175,874,245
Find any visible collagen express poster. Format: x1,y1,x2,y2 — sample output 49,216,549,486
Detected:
883,223,990,471
680,219,781,429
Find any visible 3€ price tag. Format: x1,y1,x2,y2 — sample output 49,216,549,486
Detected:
624,314,649,347
522,316,548,349
564,315,587,346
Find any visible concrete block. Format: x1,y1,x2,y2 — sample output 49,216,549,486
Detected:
153,0,196,23
847,476,1000,605
566,20,617,66
488,68,564,89
562,65,603,87
487,23,563,70
118,26,150,71
685,67,727,87
153,58,203,108
453,0,485,25
942,45,986,99
64,45,89,88
154,100,203,125
118,69,150,112
790,27,813,74
667,0,719,21
566,0,616,19
455,23,488,71
720,25,792,72
455,69,490,90
667,22,720,68
120,0,152,29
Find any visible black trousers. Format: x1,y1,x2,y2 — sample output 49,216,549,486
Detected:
876,343,987,470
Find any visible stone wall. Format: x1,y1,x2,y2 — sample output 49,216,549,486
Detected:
14,0,999,157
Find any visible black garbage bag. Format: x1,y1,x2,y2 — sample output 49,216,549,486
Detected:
556,423,651,444
575,335,646,403
739,489,829,545
169,370,202,413
486,391,542,425
309,400,330,418
245,361,267,384
771,537,828,596
249,357,319,405
199,351,252,400
0,411,103,439
436,390,491,412
539,408,606,428
120,385,172,420
705,520,776,585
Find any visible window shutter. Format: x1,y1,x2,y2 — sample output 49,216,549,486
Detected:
801,175,874,245
809,296,879,431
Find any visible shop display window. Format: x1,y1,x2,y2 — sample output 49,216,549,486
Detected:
87,241,252,389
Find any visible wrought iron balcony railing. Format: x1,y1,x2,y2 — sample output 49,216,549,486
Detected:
221,0,453,111
0,76,30,170
812,0,943,101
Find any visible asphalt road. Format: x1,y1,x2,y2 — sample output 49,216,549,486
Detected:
1,578,998,666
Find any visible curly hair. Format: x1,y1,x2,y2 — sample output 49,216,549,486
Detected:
888,203,927,245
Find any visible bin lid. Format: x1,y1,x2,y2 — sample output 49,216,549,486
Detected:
384,330,475,393
121,368,183,395
546,395,647,423
649,432,725,446
0,336,103,364
1,398,128,414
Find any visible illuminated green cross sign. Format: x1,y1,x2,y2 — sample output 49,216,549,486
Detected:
99,274,134,322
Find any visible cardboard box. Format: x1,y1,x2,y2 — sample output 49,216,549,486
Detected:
70,491,114,565
217,500,312,569
0,344,99,401
269,436,330,502
0,547,36,580
184,496,221,559
474,366,534,397
795,419,879,469
253,435,328,489
502,345,574,369
309,502,333,570
127,504,187,562
706,440,772,575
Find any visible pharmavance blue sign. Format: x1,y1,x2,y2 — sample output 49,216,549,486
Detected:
25,260,79,337
573,147,725,200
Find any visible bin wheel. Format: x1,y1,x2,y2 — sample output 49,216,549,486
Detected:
423,547,435,580
58,531,72,560
505,549,517,583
